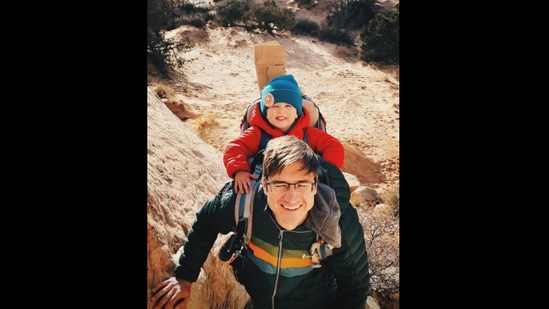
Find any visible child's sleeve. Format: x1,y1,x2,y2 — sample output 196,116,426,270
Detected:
307,129,345,169
222,128,263,178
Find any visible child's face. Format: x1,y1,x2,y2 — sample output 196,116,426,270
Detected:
265,103,298,133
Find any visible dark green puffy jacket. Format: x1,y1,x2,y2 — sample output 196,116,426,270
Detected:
175,159,370,309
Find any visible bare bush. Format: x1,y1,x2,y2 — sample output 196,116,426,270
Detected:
360,205,399,307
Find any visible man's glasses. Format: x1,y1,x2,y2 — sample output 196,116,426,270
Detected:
266,180,316,193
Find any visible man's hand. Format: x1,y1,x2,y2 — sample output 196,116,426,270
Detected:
150,277,192,309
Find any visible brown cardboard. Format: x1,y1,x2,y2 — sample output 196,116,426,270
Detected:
254,41,286,94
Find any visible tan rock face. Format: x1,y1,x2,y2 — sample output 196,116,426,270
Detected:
147,88,248,309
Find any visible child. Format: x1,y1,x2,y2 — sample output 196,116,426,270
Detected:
223,74,345,193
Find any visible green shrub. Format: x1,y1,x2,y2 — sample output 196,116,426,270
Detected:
359,3,399,64
317,24,355,45
178,0,215,28
294,0,313,7
243,0,295,34
148,0,174,33
147,29,194,75
215,0,249,27
324,0,377,31
293,18,319,36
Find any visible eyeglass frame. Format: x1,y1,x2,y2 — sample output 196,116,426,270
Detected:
265,179,317,193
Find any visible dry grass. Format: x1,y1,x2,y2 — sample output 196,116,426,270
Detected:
379,183,399,217
151,83,177,101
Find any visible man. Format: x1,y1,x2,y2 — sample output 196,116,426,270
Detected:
151,135,370,309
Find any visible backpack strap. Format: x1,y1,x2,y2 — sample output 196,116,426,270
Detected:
309,239,335,268
301,95,325,130
258,131,271,153
234,151,264,245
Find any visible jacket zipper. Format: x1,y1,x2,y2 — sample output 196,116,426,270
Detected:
271,230,284,309
267,212,316,309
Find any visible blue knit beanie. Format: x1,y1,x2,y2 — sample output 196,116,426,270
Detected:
260,74,303,116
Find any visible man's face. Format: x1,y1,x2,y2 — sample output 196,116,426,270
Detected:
263,161,317,230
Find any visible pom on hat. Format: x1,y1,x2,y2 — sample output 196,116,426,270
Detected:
260,74,303,116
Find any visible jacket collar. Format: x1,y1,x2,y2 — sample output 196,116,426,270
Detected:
303,183,342,248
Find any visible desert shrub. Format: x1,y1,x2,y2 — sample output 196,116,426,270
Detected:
359,3,399,64
215,0,250,27
178,0,215,28
187,15,208,27
148,0,204,73
293,18,319,36
315,0,379,45
243,0,295,34
148,0,175,33
316,23,355,45
148,30,194,75
180,0,206,13
360,203,399,309
324,0,377,31
294,0,313,6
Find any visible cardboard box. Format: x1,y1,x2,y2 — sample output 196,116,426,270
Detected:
254,41,286,94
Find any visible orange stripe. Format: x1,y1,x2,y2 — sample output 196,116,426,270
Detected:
282,257,313,268
248,242,313,267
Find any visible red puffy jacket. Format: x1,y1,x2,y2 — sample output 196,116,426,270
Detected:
223,103,344,178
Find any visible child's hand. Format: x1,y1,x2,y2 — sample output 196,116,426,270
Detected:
234,170,258,194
